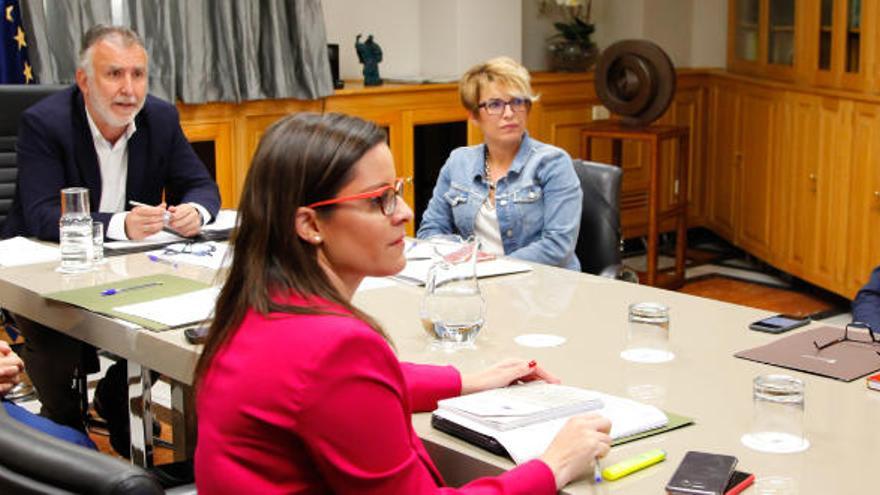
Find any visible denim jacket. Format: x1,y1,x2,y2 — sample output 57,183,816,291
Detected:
417,133,582,270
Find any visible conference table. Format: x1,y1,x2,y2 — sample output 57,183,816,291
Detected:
0,248,876,493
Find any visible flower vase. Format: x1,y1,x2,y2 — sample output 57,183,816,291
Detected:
548,42,599,72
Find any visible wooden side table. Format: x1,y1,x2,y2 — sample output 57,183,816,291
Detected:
580,121,689,288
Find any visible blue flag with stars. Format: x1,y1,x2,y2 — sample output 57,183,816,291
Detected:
1,0,34,84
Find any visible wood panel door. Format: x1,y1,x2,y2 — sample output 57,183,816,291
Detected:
706,82,740,240
735,87,778,259
782,94,850,290
846,102,880,298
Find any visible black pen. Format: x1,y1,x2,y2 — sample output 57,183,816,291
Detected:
101,281,164,296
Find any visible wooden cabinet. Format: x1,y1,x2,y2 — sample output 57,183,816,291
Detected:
845,102,880,296
778,93,851,290
728,0,801,80
706,82,740,239
729,0,878,92
705,81,779,260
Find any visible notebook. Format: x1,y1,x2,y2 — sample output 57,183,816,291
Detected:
433,387,676,464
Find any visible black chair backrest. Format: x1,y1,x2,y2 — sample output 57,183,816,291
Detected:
573,159,622,276
0,404,164,495
0,84,68,229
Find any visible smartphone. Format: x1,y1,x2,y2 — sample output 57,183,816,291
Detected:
748,314,810,334
724,471,755,495
184,326,209,344
666,451,738,495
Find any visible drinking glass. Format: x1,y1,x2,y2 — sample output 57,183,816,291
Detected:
58,187,93,273
92,221,105,264
620,302,674,363
420,237,485,349
741,374,809,454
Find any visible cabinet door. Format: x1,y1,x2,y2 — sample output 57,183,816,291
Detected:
736,88,777,259
846,103,880,298
706,83,740,240
783,94,850,289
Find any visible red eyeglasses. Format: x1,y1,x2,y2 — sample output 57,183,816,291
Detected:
306,178,405,216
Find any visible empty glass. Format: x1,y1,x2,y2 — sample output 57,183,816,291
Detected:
741,374,810,454
420,237,485,349
58,187,93,273
621,302,674,363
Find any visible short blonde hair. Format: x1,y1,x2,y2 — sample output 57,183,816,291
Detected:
459,57,537,114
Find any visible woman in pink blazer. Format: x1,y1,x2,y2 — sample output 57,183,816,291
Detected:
194,112,611,494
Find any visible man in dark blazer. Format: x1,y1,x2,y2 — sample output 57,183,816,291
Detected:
853,265,880,334
2,25,219,457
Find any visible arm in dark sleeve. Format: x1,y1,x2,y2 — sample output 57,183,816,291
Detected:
297,330,555,495
14,112,68,241
853,265,880,333
163,107,220,220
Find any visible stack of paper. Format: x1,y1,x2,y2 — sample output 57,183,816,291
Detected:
0,237,60,267
113,287,220,328
434,385,670,464
437,383,603,431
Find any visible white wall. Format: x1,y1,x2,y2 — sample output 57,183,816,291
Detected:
322,0,522,81
690,0,727,68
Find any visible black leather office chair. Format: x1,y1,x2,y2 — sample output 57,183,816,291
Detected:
573,159,636,281
0,403,169,494
0,84,67,230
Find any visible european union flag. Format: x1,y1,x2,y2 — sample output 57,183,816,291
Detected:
1,0,34,84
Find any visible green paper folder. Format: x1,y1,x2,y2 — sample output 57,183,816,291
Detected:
45,274,211,331
612,411,694,446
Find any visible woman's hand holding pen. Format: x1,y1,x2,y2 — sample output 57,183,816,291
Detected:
126,201,167,240
540,414,612,490
459,358,560,395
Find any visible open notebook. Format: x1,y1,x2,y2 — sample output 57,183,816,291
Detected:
433,385,676,464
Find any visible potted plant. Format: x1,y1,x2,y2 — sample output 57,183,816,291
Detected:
541,0,598,72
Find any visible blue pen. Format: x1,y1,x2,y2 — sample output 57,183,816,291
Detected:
594,459,603,483
147,254,178,268
101,281,164,296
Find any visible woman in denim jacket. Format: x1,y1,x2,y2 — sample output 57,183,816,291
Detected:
417,57,583,270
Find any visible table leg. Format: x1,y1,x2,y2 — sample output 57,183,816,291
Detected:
127,360,154,467
171,382,197,461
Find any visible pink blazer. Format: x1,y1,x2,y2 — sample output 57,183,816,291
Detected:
195,295,555,494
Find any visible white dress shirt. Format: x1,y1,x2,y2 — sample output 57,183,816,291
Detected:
85,108,209,240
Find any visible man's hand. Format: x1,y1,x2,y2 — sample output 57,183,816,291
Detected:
167,204,202,237
0,341,24,398
125,202,167,240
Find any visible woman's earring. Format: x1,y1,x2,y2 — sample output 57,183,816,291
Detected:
313,236,322,242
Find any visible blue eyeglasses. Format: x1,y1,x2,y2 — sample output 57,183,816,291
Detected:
477,97,531,116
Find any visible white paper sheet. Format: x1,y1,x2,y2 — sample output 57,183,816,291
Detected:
204,209,237,232
113,287,220,327
0,237,61,267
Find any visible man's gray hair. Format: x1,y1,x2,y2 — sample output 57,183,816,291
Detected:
77,25,145,76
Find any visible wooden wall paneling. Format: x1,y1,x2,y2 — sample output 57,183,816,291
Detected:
179,121,235,209
845,102,880,297
735,85,777,259
706,81,740,240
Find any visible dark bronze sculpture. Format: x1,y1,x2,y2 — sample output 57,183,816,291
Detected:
355,34,383,86
594,40,676,126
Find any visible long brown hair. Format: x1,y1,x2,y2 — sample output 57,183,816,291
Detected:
194,112,390,387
